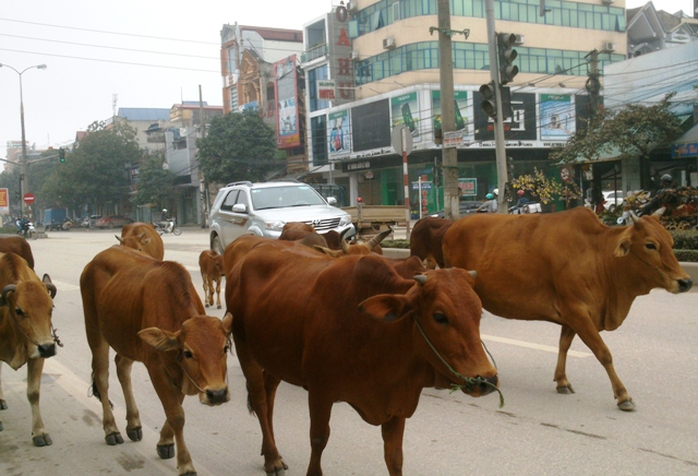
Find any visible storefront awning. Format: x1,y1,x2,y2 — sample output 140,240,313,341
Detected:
556,145,635,165
672,123,698,158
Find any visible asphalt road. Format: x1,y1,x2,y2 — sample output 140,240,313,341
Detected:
1,228,697,475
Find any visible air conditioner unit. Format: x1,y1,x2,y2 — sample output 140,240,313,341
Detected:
601,0,614,5
383,37,396,50
347,0,357,12
514,34,525,45
349,51,359,60
603,41,616,52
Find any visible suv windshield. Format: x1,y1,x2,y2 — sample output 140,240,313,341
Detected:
251,185,327,210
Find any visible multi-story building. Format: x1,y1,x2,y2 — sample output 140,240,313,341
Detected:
298,0,628,211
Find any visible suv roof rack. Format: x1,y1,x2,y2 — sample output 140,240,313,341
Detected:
226,181,253,187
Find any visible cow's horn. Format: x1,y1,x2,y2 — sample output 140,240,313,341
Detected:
653,206,666,217
138,232,146,239
115,235,124,243
629,211,638,223
45,282,57,298
414,274,427,286
0,284,17,307
366,227,393,251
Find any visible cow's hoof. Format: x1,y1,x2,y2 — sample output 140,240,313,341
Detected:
181,472,197,476
618,399,636,411
0,399,7,410
556,384,575,394
157,443,175,459
205,304,210,308
33,434,53,447
265,460,289,475
127,426,143,441
0,422,4,431
217,305,222,309
105,432,124,445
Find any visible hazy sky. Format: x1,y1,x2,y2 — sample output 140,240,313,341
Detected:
0,0,694,162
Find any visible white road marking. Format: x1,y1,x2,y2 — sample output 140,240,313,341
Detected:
481,334,593,358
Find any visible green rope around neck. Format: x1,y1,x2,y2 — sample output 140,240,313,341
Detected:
413,316,504,408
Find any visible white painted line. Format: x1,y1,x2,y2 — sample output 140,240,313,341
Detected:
481,334,593,358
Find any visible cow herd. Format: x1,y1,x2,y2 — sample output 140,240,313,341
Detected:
0,208,693,476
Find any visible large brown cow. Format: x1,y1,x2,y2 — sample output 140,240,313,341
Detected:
227,242,498,476
198,249,224,309
0,235,35,269
117,222,165,260
0,252,57,446
81,246,233,475
409,216,453,269
443,206,692,411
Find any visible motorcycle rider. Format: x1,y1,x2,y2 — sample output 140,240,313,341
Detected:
159,208,173,233
476,193,498,213
509,190,529,214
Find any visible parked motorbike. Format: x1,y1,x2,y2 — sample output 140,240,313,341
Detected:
508,203,542,214
153,218,182,236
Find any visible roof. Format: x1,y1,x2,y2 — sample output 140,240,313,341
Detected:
117,108,171,121
675,123,698,144
239,25,303,42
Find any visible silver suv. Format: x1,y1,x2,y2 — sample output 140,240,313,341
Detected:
209,181,355,254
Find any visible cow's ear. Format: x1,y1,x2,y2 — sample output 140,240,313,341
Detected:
142,237,152,245
138,327,180,352
221,312,234,335
614,229,633,257
358,294,411,322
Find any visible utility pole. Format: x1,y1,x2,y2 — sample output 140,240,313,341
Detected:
585,49,601,115
437,0,459,220
485,0,510,213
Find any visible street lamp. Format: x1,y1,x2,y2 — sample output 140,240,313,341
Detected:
0,63,47,217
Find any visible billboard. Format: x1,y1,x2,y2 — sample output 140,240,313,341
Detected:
0,188,8,215
328,5,354,104
351,99,391,152
540,94,575,141
274,55,301,149
328,109,351,160
432,90,471,143
391,92,421,140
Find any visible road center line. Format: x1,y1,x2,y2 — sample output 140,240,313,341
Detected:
481,334,592,358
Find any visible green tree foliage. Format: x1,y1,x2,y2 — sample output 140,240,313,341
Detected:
550,93,683,164
196,110,281,184
130,151,176,209
42,120,144,212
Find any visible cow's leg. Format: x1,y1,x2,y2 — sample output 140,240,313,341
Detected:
0,363,4,432
566,317,634,411
115,354,142,441
26,357,51,446
381,416,406,476
214,277,222,309
90,339,122,444
147,368,196,476
307,391,333,476
554,325,576,394
234,334,286,474
202,275,211,307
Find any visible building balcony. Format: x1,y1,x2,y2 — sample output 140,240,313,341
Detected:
301,43,328,63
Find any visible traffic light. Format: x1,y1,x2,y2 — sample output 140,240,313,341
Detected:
59,147,66,163
501,86,513,120
497,33,519,85
479,82,497,119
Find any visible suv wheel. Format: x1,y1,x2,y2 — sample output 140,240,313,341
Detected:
212,234,224,255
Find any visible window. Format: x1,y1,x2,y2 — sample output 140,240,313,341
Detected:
311,115,328,166
307,65,330,112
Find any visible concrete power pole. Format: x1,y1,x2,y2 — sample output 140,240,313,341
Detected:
437,0,460,220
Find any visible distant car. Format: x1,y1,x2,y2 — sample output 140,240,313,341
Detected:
81,215,102,228
601,190,625,211
95,215,133,229
430,200,484,219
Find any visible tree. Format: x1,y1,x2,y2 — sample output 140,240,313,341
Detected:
196,110,281,184
42,120,144,213
130,151,176,210
550,93,683,184
511,167,581,205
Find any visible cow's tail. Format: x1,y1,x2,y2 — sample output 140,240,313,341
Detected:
245,382,256,416
88,372,114,410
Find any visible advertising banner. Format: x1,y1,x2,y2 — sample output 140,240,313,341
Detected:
432,90,471,143
274,55,301,149
0,188,9,215
328,109,351,160
540,94,575,141
351,99,391,152
473,91,536,141
391,92,420,140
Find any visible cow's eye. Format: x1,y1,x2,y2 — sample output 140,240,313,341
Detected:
183,350,193,359
645,243,658,250
14,308,24,317
223,345,230,354
433,313,449,325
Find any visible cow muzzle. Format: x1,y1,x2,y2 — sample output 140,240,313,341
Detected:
38,343,56,358
678,278,693,293
200,386,230,406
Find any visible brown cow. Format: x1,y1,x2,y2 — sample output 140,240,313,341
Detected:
0,235,35,269
278,222,328,249
117,222,165,260
443,206,692,411
80,245,233,475
409,216,453,269
314,227,390,257
227,242,498,475
0,252,57,446
199,249,224,309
